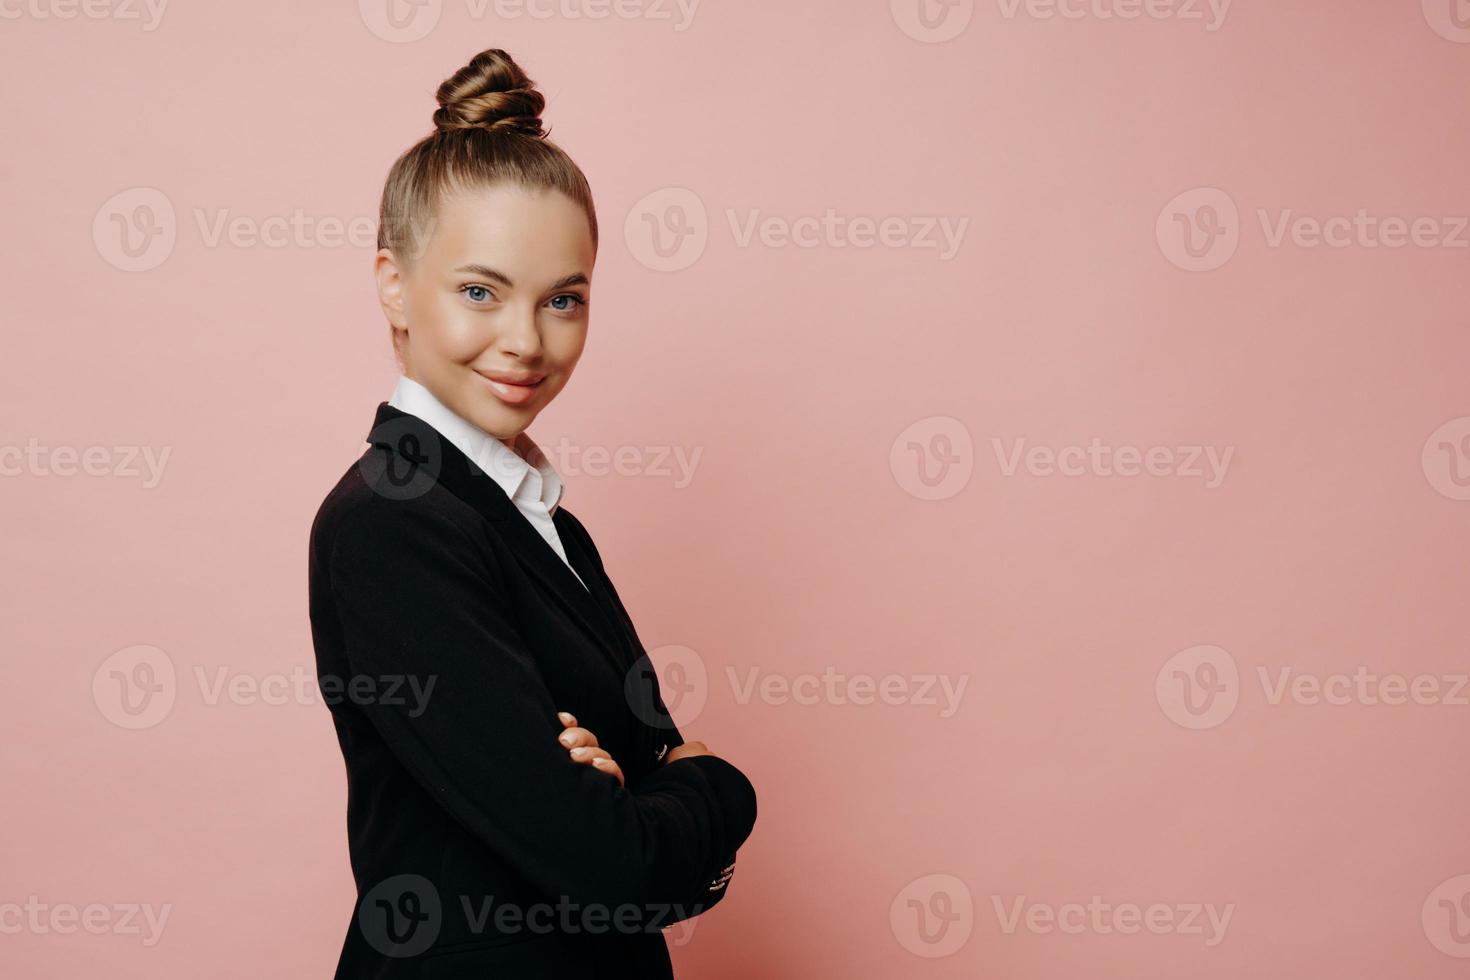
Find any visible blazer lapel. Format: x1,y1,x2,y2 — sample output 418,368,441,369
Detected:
490,509,631,675
365,402,629,677
555,513,638,669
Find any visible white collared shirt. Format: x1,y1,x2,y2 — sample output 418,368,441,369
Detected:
388,374,589,592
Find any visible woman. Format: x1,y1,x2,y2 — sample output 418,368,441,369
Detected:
307,48,757,979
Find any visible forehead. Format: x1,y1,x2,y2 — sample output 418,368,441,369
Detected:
424,183,594,280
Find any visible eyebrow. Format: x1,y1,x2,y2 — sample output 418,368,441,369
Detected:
452,264,589,291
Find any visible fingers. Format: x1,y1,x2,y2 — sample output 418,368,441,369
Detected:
568,745,626,786
589,755,624,786
557,726,600,750
556,711,624,785
570,746,623,787
662,740,711,765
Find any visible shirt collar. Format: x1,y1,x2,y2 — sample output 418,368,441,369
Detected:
387,374,564,513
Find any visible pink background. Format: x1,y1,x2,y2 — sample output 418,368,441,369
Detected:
4,1,1470,976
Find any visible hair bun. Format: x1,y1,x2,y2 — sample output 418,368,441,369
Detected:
432,48,547,137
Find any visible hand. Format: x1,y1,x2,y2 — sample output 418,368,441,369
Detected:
556,711,624,787
663,740,711,765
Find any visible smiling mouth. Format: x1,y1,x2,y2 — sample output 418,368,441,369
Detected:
473,369,544,406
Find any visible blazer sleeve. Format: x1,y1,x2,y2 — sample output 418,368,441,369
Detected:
554,508,750,919
326,497,756,919
629,685,744,921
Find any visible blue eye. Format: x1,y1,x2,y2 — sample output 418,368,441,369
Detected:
548,294,586,313
462,285,492,303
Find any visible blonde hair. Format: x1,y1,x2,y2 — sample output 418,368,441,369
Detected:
376,48,599,269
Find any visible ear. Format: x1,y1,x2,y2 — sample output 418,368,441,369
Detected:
374,248,408,330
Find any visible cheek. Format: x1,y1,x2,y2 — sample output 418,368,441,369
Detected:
547,325,589,368
409,288,482,360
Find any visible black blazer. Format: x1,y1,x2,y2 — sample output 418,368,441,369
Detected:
307,402,758,979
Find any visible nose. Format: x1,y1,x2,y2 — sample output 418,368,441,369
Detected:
495,302,543,361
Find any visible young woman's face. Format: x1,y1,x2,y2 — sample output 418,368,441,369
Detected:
376,182,595,444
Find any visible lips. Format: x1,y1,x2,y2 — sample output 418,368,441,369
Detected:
474,368,545,406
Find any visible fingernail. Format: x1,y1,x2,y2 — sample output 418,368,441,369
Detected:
571,747,588,758
559,732,575,746
557,712,572,723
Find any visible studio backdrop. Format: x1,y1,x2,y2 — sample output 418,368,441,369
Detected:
3,2,1469,978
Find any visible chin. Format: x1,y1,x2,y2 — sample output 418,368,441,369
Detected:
472,402,535,438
